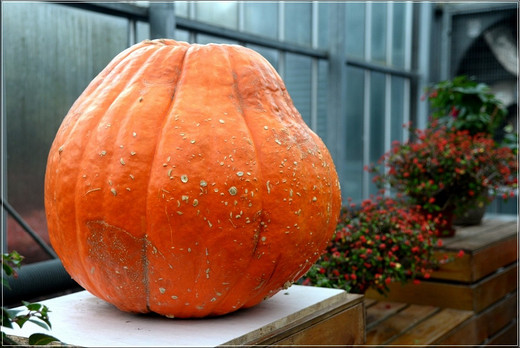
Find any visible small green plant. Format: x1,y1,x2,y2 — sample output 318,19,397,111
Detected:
424,75,518,152
424,75,507,136
2,251,60,345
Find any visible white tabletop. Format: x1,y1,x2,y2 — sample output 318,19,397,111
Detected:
4,285,354,347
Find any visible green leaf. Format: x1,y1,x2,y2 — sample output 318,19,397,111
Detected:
4,307,23,318
28,333,61,345
2,278,11,290
27,318,51,331
23,302,43,312
13,315,30,328
2,308,14,329
3,262,14,276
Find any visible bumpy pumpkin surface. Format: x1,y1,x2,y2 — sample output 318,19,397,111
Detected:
45,39,341,318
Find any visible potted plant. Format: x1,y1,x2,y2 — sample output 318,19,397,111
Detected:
300,197,441,295
423,75,518,225
369,124,517,236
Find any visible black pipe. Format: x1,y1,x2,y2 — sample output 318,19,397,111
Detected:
1,197,58,259
3,259,82,307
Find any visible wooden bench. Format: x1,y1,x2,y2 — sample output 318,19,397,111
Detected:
365,218,518,346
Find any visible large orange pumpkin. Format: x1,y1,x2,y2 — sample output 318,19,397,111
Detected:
45,39,341,318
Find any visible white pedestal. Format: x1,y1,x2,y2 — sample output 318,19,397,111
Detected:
4,285,364,347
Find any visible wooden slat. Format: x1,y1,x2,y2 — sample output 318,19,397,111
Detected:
436,290,517,345
366,304,439,345
388,308,473,346
441,219,513,248
365,301,408,328
484,319,518,346
366,262,517,312
248,293,365,346
271,303,365,346
473,262,518,312
365,280,474,310
363,298,377,308
430,250,473,282
447,220,517,251
471,234,517,280
432,233,517,282
428,219,517,282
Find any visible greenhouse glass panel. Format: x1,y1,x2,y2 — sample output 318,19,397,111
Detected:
317,60,329,142
195,1,238,30
317,3,330,50
344,66,365,202
345,3,365,59
175,1,189,18
243,2,278,40
371,3,387,63
3,2,128,263
284,53,312,127
369,71,386,195
175,29,191,43
392,3,406,68
369,71,386,163
136,21,150,42
284,2,312,46
390,77,405,143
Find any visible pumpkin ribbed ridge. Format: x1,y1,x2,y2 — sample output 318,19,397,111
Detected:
45,39,341,318
46,42,163,305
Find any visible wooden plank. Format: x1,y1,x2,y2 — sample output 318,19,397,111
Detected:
363,298,377,308
366,262,518,312
365,301,408,328
366,304,439,345
471,235,517,280
365,280,474,310
441,219,513,248
473,262,518,312
431,233,517,282
430,250,473,282
447,220,517,251
388,308,473,346
436,290,517,345
484,319,518,346
270,303,365,346
247,292,365,346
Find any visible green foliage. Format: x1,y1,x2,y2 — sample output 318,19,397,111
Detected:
2,250,23,289
1,251,62,346
301,197,440,295
425,75,508,136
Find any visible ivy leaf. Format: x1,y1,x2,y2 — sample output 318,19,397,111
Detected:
28,333,61,345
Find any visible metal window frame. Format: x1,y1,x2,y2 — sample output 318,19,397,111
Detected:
345,1,418,199
175,17,328,59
